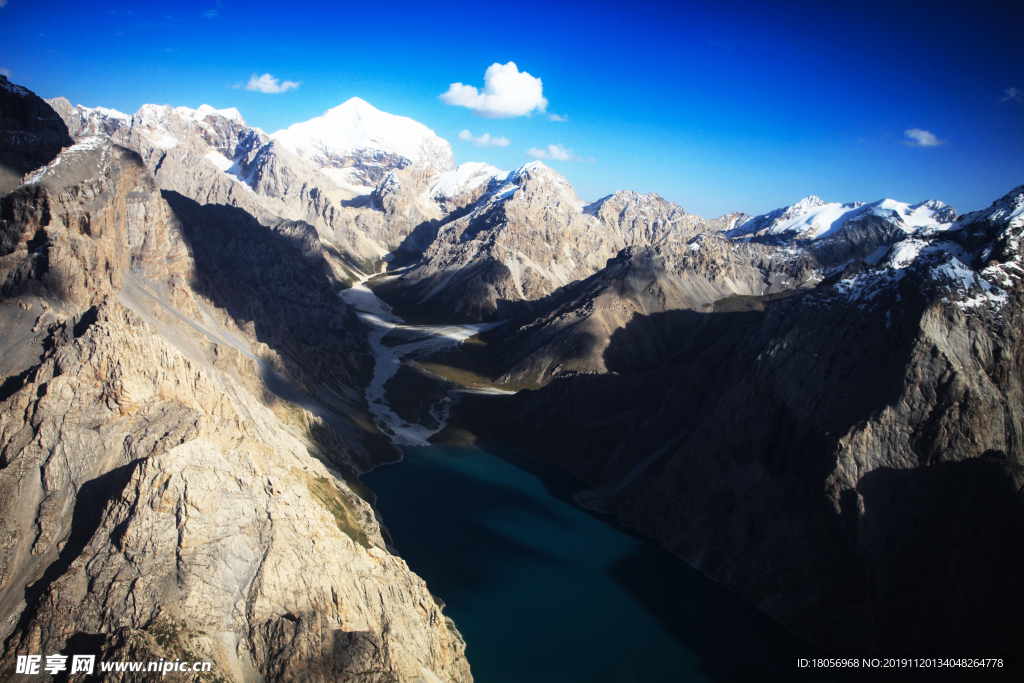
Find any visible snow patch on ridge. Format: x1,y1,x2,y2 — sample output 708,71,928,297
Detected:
204,150,234,171
24,136,107,186
832,236,1011,314
77,104,131,122
429,162,506,202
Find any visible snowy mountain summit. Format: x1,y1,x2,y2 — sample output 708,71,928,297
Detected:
728,195,957,240
271,97,454,192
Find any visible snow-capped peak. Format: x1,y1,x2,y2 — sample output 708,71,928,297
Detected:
270,97,454,172
510,160,547,178
729,195,957,240
792,195,827,211
951,184,1024,231
173,104,245,124
78,105,131,122
487,160,584,212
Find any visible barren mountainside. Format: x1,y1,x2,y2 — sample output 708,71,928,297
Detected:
5,71,1024,681
1,83,471,682
456,183,1024,661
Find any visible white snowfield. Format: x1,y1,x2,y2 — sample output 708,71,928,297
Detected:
729,195,957,240
77,105,132,122
203,150,234,172
187,104,244,123
429,161,506,202
270,97,454,170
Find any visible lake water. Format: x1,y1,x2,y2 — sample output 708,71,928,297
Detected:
364,443,849,683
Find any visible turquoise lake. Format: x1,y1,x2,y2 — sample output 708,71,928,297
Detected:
362,442,855,683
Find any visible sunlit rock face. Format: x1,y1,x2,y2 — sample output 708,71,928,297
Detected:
373,163,731,322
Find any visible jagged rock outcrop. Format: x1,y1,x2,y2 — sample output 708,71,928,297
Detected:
0,91,471,682
460,184,1024,660
46,97,131,139
0,302,471,683
1,137,193,309
1,77,73,196
113,102,381,271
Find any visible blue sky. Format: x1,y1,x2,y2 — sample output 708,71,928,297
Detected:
2,0,1021,217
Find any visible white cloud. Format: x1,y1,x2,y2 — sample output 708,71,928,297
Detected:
547,113,568,122
526,144,594,163
902,128,945,147
203,1,221,17
0,68,10,78
0,1,7,7
1000,87,1023,104
242,73,300,94
441,62,547,118
458,130,511,148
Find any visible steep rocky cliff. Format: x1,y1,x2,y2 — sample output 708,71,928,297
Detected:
1,85,471,682
458,184,1024,661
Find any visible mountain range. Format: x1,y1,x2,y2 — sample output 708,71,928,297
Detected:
2,72,1022,680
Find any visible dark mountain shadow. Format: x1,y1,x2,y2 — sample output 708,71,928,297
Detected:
388,203,481,268
160,191,392,465
373,251,624,326
162,191,361,383
854,454,1024,658
605,543,870,682
602,306,765,375
0,75,74,197
451,280,1024,665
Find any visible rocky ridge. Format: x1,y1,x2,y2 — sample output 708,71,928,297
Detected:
478,233,821,386
454,186,968,386
1,84,471,682
46,97,459,284
374,163,726,321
